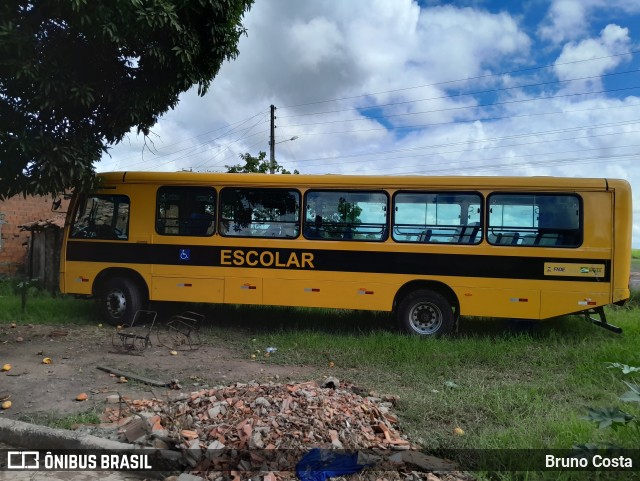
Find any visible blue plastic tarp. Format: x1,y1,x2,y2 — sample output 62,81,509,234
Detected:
296,449,366,481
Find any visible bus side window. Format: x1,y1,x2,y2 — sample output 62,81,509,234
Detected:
392,192,482,244
220,188,300,239
304,191,388,242
488,193,581,247
156,186,216,237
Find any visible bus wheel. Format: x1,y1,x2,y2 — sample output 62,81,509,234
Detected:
99,277,144,326
397,290,454,337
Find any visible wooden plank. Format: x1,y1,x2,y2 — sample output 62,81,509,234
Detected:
96,365,167,387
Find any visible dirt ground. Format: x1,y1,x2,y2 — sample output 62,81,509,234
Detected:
0,323,316,421
2,268,639,421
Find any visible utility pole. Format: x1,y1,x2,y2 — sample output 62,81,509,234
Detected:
269,104,276,174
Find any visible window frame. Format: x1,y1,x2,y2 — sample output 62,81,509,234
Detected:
486,192,583,248
391,190,484,245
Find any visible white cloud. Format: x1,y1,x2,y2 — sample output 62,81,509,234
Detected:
539,0,640,45
289,18,346,71
99,1,640,246
538,0,589,44
553,24,632,89
417,6,531,77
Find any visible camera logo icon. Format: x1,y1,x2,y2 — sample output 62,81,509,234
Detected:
7,451,40,469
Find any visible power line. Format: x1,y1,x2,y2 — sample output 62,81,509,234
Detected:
150,122,268,172
281,49,640,110
111,51,640,174
357,141,640,174
278,68,640,121
279,84,640,130
193,117,269,170
117,109,268,169
297,127,640,169
291,117,640,164
127,119,268,171
393,151,637,176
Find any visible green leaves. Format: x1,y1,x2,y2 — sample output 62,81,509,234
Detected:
583,407,635,430
583,361,640,444
0,0,255,199
225,151,299,175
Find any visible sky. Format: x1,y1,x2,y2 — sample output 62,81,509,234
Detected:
97,0,640,247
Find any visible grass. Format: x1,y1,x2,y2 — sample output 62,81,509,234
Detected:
19,410,101,430
2,278,640,480
0,278,96,324
204,306,640,449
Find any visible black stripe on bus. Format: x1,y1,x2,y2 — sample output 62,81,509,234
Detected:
65,241,610,282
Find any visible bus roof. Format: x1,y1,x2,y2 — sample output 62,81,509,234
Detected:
97,171,627,191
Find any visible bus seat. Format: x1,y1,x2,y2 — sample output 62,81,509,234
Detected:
458,222,480,244
304,224,322,239
418,229,432,242
185,213,214,236
557,232,579,246
494,232,518,245
536,233,560,246
450,226,462,243
520,234,536,245
281,226,297,238
264,225,281,237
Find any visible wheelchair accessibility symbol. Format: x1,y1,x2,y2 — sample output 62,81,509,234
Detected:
179,249,191,261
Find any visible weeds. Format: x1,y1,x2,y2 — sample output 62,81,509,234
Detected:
582,362,640,445
2,275,640,480
20,410,101,430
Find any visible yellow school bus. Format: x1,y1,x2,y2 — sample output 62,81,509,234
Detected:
59,172,632,336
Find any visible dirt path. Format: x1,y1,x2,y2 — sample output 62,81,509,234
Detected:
0,324,315,420
3,267,639,419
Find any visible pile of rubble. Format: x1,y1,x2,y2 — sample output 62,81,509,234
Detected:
99,380,473,481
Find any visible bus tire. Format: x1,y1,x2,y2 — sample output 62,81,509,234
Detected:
397,289,454,337
99,277,144,326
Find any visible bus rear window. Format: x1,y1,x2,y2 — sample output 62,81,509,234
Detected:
71,195,130,240
488,193,582,247
393,192,482,244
